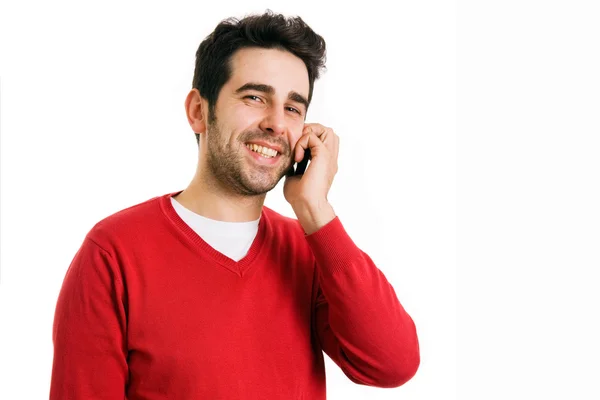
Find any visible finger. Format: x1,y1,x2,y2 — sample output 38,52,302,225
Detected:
332,133,339,159
320,129,337,155
303,123,328,139
301,124,337,159
325,132,339,168
305,124,334,147
294,132,326,162
334,135,340,171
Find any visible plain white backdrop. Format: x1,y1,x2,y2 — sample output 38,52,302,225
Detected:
458,1,599,398
0,1,456,399
1,0,597,399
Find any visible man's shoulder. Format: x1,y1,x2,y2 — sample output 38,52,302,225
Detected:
263,206,295,223
86,192,172,247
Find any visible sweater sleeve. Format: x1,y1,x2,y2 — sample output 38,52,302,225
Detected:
305,217,420,388
50,237,128,399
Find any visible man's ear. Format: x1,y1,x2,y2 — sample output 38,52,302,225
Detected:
185,88,208,134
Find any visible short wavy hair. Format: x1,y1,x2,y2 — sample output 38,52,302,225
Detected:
191,10,327,144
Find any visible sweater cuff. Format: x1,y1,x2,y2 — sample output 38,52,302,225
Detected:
304,216,364,276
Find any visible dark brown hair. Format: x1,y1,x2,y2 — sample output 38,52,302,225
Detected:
191,10,327,144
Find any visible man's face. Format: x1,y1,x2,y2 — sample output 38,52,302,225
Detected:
205,47,309,196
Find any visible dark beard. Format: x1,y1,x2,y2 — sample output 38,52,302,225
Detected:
205,120,292,196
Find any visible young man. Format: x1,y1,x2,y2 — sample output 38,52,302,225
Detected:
50,11,420,399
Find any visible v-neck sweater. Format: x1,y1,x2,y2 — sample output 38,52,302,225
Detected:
50,191,420,399
169,196,260,262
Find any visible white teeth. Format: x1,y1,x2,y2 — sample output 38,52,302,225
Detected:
245,143,278,158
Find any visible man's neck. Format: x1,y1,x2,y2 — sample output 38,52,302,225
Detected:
173,176,265,223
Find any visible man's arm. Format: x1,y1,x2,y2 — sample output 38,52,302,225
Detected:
305,216,420,388
285,121,418,387
50,237,128,399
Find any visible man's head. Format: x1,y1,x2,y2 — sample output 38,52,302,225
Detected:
185,10,326,196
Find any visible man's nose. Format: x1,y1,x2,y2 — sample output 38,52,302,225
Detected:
259,107,286,136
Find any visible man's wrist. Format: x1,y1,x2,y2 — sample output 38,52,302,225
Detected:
291,199,336,235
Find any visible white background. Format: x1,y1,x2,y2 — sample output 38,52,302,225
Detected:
0,0,597,399
458,1,599,398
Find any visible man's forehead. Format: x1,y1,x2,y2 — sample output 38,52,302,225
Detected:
228,48,309,97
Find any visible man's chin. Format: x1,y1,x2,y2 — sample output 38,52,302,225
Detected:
237,176,281,196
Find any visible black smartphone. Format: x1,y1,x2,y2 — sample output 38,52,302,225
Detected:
294,149,311,175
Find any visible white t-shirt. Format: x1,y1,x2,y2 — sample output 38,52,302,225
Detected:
170,197,260,262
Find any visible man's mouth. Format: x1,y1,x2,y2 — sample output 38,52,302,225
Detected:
245,143,280,159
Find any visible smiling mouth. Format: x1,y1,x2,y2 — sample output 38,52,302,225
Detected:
245,143,280,158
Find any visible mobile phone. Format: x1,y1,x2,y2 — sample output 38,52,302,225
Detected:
294,149,311,175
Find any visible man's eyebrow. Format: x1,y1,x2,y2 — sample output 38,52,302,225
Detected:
235,82,309,112
235,82,274,95
288,91,309,112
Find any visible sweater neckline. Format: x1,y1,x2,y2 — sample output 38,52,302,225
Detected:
159,190,269,277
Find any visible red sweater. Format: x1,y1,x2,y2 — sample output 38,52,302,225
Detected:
50,191,419,399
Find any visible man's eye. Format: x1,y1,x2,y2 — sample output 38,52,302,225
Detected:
244,96,300,115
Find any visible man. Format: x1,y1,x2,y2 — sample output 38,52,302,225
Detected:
50,10,420,399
